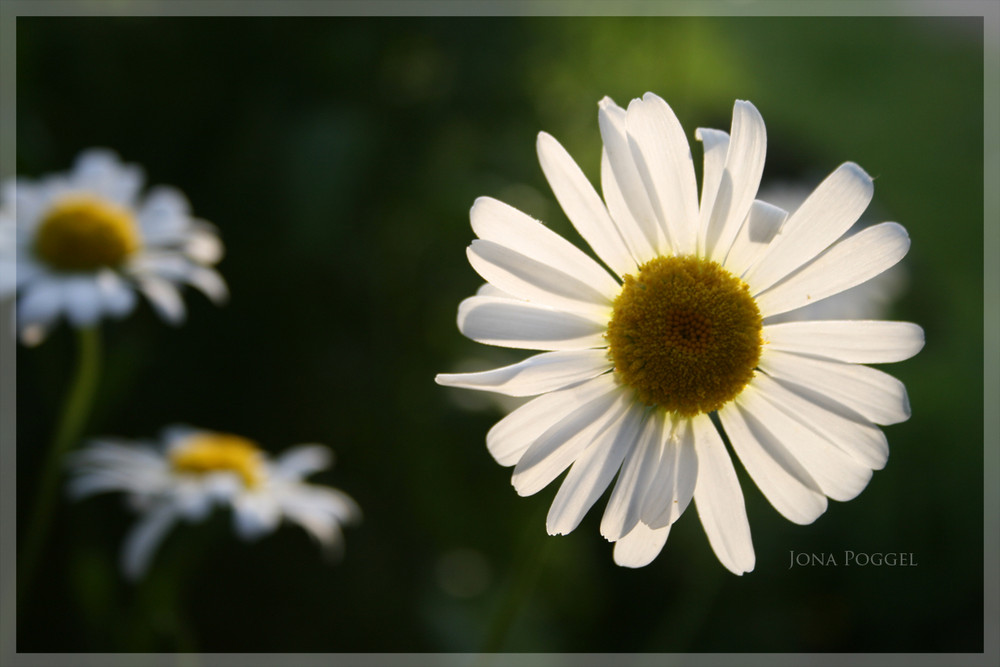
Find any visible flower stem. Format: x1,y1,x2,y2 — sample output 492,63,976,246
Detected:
19,326,102,611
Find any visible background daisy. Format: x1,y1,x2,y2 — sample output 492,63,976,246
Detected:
67,426,361,580
1,148,226,345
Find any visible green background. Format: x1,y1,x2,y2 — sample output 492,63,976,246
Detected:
15,16,984,652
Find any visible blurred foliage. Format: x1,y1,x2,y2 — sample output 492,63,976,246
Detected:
14,16,983,653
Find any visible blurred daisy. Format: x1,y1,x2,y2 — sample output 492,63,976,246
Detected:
436,93,923,573
67,426,361,580
0,148,226,345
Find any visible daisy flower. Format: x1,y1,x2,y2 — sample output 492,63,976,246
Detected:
66,426,361,580
0,148,226,345
435,93,923,573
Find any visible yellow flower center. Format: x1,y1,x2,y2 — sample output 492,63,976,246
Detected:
606,255,763,417
169,433,265,488
34,195,141,271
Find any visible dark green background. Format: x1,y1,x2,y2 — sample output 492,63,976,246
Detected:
15,16,984,652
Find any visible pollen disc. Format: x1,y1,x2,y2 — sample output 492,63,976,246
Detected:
34,195,140,271
170,433,264,488
606,255,762,416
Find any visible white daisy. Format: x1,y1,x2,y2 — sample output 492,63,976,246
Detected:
0,148,227,345
66,426,361,580
436,93,924,573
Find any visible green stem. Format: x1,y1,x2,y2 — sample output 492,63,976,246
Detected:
19,326,102,611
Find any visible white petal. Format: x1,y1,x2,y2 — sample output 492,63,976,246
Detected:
456,295,607,351
184,226,224,264
120,504,178,581
612,521,670,568
545,401,639,536
467,240,613,317
751,372,888,470
754,222,910,318
129,253,190,279
68,438,165,471
144,185,191,214
138,277,186,324
778,386,887,470
737,383,873,502
436,349,611,397
596,155,645,276
469,197,620,299
72,148,144,205
597,98,662,262
9,178,50,228
66,441,169,498
476,282,516,299
133,254,227,304
12,258,43,292
640,417,698,530
285,510,344,550
764,264,908,323
68,472,142,498
600,150,659,267
600,408,661,541
718,401,828,525
694,127,730,251
160,424,202,448
744,162,874,292
276,484,360,549
174,480,218,520
625,92,700,255
691,414,755,575
764,320,925,364
486,373,619,466
723,200,788,278
271,445,332,480
511,386,631,497
68,465,169,498
233,492,282,540
704,101,767,264
185,266,229,303
536,131,634,278
759,348,911,425
62,277,104,327
17,278,63,332
280,484,361,524
136,186,192,242
95,270,137,318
